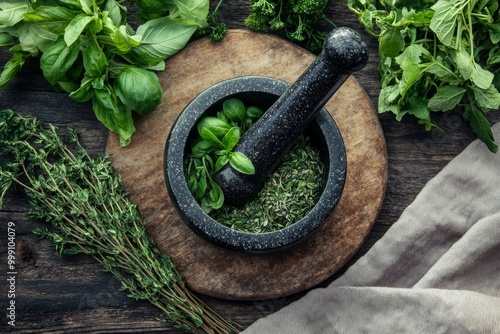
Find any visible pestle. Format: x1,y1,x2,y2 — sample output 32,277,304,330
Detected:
213,27,368,206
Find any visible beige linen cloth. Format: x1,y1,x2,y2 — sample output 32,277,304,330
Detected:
243,123,500,334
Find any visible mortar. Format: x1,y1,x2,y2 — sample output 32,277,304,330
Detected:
164,27,367,254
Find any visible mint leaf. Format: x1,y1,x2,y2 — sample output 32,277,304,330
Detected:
464,104,498,153
430,1,461,47
380,27,404,57
428,86,466,111
471,63,495,90
470,85,500,111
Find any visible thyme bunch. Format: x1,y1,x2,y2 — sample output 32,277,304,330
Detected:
0,109,239,334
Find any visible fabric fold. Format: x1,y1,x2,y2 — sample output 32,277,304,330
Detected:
242,123,500,334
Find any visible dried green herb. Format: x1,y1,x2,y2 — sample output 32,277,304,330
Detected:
211,135,325,233
0,109,239,334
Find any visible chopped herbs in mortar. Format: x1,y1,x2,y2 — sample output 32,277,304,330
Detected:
211,135,325,233
0,109,239,334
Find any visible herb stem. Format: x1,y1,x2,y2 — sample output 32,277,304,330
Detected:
0,110,239,333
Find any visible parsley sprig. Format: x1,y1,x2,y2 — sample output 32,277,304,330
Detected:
349,0,500,152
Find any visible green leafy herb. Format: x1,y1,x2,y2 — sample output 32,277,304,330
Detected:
186,98,261,213
244,0,335,52
0,0,213,146
192,0,228,42
211,135,325,233
0,109,239,334
349,0,500,152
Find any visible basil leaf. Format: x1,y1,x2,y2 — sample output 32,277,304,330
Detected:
64,13,93,46
135,0,175,21
0,32,16,47
213,154,230,173
221,127,240,151
56,0,81,11
406,95,430,121
170,0,209,28
69,75,94,102
82,32,107,77
18,23,59,54
428,86,466,111
246,106,263,120
23,6,75,35
79,0,93,15
199,127,225,148
187,170,198,197
113,25,141,53
191,140,215,158
132,17,197,63
196,116,231,138
0,1,28,28
229,152,255,175
194,166,207,199
93,85,136,147
222,98,245,122
113,66,162,115
0,51,27,90
104,0,127,26
207,179,224,210
424,62,461,85
378,85,401,116
40,37,79,84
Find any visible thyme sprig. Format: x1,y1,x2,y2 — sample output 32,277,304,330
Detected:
0,109,239,334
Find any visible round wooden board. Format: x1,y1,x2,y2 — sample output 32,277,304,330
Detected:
105,30,387,301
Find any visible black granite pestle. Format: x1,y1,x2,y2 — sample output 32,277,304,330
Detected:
213,27,368,206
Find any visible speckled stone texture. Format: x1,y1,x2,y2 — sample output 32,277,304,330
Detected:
164,76,347,254
214,27,368,206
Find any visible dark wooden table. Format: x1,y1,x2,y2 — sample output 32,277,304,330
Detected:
1,1,498,333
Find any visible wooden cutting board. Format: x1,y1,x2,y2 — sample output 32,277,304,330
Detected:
105,30,387,300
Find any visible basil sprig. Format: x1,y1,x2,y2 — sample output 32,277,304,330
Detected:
186,98,262,213
0,0,212,146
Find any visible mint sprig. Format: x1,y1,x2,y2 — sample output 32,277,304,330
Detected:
349,0,500,152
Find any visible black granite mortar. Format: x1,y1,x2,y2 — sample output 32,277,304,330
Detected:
164,76,347,254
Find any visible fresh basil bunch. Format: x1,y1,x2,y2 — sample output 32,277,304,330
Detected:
186,98,262,213
0,0,212,146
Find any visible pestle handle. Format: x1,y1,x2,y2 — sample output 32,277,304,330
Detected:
214,27,368,206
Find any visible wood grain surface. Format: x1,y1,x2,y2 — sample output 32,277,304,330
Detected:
2,1,499,332
105,30,388,300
